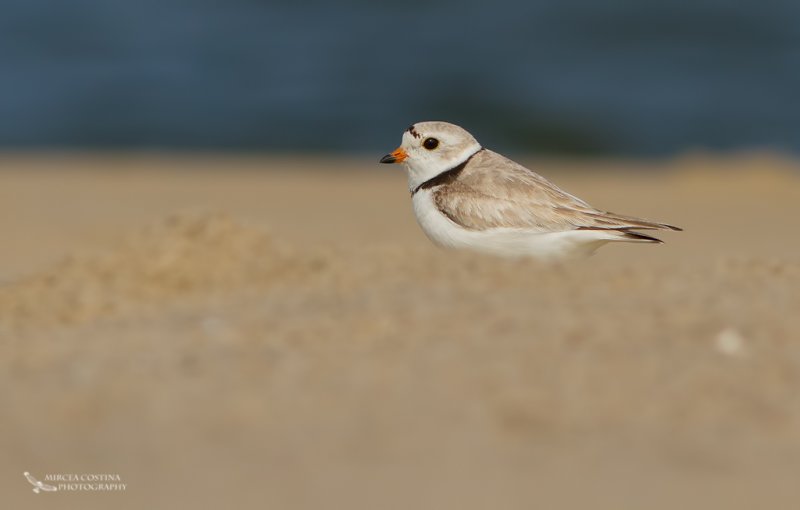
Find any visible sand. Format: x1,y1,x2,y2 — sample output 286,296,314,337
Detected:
1,152,799,509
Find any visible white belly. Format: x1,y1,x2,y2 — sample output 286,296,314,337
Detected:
411,189,612,261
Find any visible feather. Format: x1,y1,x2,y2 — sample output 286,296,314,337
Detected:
431,149,681,239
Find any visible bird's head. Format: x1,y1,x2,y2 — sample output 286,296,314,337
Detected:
380,121,482,190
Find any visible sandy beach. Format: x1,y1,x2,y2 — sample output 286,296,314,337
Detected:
1,152,800,509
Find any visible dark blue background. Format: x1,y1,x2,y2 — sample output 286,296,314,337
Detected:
2,0,799,155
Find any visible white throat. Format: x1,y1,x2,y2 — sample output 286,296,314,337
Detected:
405,147,483,193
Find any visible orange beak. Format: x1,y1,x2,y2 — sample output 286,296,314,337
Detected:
379,147,407,164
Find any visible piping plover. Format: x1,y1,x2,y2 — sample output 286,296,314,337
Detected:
380,121,681,260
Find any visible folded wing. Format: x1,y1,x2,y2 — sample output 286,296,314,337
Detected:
432,150,681,238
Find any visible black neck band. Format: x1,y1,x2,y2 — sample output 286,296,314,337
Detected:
411,148,484,196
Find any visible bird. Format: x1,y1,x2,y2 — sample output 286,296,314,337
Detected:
379,121,681,260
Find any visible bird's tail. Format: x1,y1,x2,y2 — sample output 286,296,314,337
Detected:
618,230,664,243
576,227,666,244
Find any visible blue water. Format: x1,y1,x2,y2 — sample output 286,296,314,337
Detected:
2,0,799,155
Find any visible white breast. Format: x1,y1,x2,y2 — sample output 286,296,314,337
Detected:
411,189,614,260
412,189,475,248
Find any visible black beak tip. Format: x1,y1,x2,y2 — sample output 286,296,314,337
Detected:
379,154,396,164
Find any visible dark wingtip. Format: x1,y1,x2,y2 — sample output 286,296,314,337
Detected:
577,226,667,243
623,231,664,243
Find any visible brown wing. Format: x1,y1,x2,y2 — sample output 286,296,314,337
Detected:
433,150,682,233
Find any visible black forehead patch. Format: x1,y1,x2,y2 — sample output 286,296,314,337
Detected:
407,125,421,139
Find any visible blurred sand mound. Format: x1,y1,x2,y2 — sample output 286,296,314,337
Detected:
0,213,316,329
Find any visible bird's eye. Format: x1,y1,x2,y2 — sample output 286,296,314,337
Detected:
423,137,439,150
